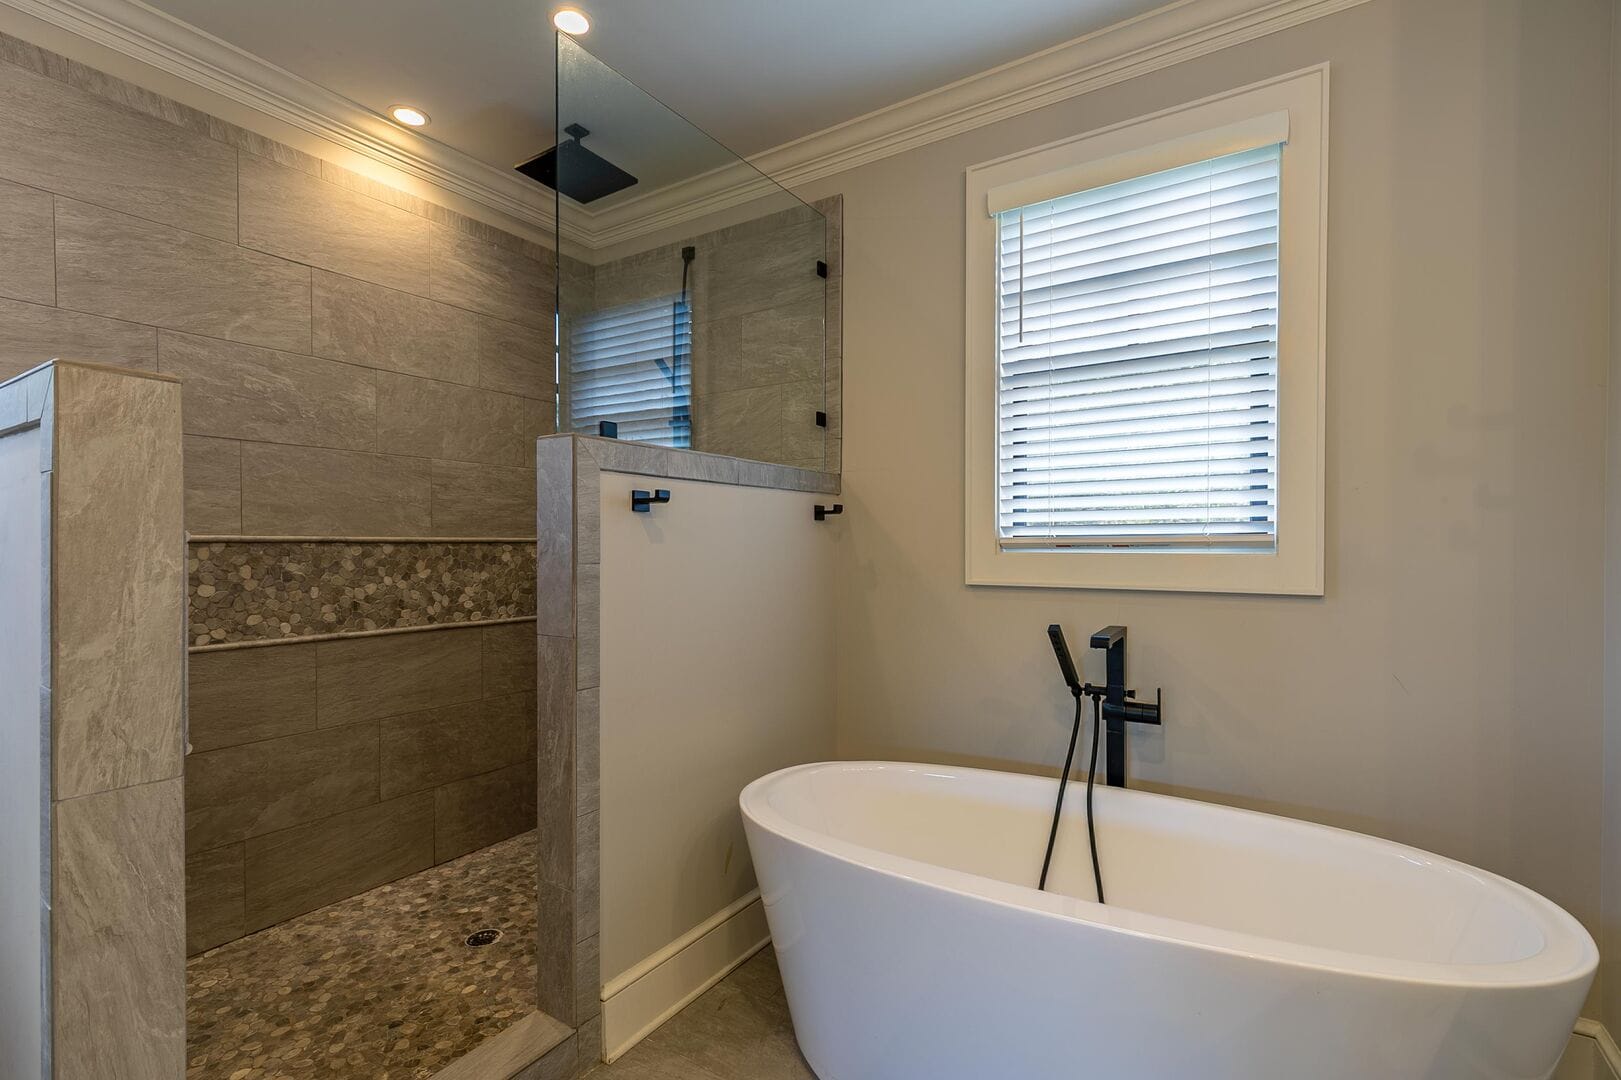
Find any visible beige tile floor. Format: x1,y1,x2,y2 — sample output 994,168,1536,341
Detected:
584,947,817,1080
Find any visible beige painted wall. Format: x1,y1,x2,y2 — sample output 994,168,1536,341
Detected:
597,471,835,979
1605,0,1621,1038
796,0,1613,1015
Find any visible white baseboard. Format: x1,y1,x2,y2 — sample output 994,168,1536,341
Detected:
600,892,770,1063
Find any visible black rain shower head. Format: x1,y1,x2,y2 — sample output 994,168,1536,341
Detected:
516,123,639,203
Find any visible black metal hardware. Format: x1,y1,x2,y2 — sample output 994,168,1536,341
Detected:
815,411,828,428
515,123,639,203
1088,625,1163,788
631,489,670,513
597,420,619,439
816,260,828,278
813,504,843,522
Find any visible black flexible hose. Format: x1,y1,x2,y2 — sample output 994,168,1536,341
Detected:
1085,692,1105,904
1037,692,1106,904
1037,693,1083,892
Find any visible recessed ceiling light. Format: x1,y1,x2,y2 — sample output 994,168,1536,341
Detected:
553,9,590,34
389,105,429,127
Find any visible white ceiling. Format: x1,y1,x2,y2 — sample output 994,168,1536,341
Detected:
141,0,1170,174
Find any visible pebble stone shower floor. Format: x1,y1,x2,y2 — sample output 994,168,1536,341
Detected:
185,831,539,1079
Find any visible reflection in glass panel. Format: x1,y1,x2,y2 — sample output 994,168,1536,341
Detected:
553,33,828,471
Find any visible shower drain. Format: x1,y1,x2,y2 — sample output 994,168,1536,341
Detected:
465,928,503,948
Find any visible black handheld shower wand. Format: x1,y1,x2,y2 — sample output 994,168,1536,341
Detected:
1047,624,1083,696
1038,625,1106,903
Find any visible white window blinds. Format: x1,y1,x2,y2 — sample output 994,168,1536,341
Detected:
996,143,1281,550
570,294,692,448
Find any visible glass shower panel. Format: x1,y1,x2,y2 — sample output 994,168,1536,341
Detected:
554,33,828,472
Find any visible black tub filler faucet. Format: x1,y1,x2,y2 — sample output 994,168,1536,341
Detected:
1090,626,1163,787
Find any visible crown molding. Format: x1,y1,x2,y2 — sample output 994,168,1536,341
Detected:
0,0,1373,251
750,0,1371,189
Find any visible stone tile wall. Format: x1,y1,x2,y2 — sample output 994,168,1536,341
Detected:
0,29,562,975
1,362,188,1080
0,29,570,539
569,197,844,474
184,621,539,955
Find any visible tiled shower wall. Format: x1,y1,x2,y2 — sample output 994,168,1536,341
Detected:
0,31,561,958
0,33,561,535
184,620,539,955
573,199,844,474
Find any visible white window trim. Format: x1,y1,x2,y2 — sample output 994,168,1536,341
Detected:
964,65,1328,596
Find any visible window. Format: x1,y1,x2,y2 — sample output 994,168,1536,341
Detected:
964,68,1326,594
997,144,1281,550
570,294,692,448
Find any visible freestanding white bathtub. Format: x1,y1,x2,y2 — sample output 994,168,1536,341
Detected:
740,762,1596,1080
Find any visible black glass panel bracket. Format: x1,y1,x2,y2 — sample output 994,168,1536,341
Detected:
814,504,843,522
631,489,671,513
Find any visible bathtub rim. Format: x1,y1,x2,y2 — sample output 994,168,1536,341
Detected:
740,760,1598,992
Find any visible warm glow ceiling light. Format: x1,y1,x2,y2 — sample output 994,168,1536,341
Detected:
389,105,429,127
552,8,590,34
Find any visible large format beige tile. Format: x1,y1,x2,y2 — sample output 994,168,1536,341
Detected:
431,459,538,536
181,435,241,534
239,442,431,536
239,153,444,296
378,690,537,798
483,621,539,695
534,437,575,639
537,634,575,892
0,60,237,240
699,218,824,325
315,627,483,726
536,878,576,1023
311,269,481,385
55,199,310,352
575,932,600,1025
159,330,377,451
434,761,538,862
186,643,318,751
576,686,599,818
185,844,245,956
184,722,380,853
433,229,553,329
51,364,184,800
576,808,599,942
0,296,156,382
640,979,811,1080
377,370,552,467
0,178,53,304
693,384,783,463
478,316,556,399
53,778,186,1080
577,562,600,690
242,790,435,930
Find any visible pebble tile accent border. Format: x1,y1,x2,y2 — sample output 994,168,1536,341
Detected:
188,540,537,646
